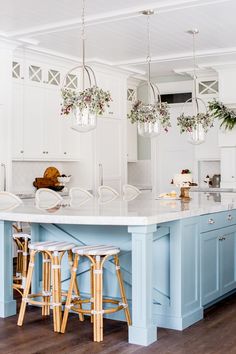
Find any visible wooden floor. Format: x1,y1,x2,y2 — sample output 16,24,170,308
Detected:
1,294,236,354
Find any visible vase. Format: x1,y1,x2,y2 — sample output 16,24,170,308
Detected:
188,123,205,145
71,108,97,133
137,120,160,138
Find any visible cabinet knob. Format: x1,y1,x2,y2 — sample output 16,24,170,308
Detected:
232,176,235,179
208,218,215,224
64,152,67,155
20,150,24,154
43,151,45,154
109,111,114,115
227,214,233,221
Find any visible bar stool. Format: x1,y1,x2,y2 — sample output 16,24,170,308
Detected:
13,232,31,296
17,241,83,332
61,245,131,342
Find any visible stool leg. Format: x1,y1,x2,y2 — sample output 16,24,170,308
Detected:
114,255,131,326
17,251,36,326
90,263,94,323
52,251,62,333
22,238,29,292
61,254,79,333
42,252,51,316
15,239,23,279
93,256,103,342
67,251,84,322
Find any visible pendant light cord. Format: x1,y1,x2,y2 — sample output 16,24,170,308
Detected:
190,30,199,115
146,14,151,102
81,0,86,90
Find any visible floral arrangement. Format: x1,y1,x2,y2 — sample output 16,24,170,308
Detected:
208,99,236,131
127,100,171,132
61,86,112,117
177,112,214,134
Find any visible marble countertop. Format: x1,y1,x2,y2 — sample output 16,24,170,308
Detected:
0,191,236,226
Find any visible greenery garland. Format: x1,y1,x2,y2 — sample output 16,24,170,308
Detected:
208,99,236,131
127,100,171,132
177,112,214,134
61,86,112,117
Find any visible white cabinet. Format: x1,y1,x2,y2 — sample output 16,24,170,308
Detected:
12,60,80,161
95,71,125,119
220,147,236,188
127,87,137,162
95,118,125,192
200,227,236,306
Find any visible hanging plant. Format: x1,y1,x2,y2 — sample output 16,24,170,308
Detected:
61,86,112,117
177,112,214,134
127,100,171,132
208,99,236,131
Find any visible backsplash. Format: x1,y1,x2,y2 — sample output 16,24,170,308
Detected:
12,161,79,193
128,160,152,188
198,160,221,187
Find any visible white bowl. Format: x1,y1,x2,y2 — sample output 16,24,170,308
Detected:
57,176,71,184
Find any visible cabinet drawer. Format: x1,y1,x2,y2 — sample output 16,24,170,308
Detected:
200,210,236,233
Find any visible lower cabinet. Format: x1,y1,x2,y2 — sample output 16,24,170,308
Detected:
200,226,236,306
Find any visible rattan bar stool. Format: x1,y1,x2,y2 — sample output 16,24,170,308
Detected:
17,241,84,332
13,232,31,296
61,245,131,342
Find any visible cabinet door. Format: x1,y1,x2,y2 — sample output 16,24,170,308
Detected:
60,116,81,160
96,118,124,192
23,84,45,159
127,91,137,162
220,232,236,295
43,86,62,159
220,148,236,187
96,72,123,118
12,82,24,159
200,230,221,306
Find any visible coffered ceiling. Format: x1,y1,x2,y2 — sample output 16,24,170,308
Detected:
0,0,235,79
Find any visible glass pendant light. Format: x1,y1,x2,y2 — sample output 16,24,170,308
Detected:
61,0,102,133
135,10,170,138
184,30,209,145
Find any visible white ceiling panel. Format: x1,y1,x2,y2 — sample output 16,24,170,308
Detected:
0,0,235,77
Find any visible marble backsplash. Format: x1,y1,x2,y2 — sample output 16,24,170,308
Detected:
128,160,152,189
12,161,79,193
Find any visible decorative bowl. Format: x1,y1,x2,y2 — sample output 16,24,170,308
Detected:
57,176,71,184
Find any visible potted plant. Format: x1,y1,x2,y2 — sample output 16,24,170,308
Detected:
127,100,171,138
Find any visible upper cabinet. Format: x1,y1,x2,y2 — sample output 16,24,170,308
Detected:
95,71,125,119
12,59,80,161
127,87,137,162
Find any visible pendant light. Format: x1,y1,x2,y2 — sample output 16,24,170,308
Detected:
177,30,213,145
61,0,111,133
128,10,171,138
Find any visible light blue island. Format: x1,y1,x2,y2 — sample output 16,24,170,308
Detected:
1,192,236,346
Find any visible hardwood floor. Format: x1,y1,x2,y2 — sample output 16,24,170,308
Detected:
1,294,236,354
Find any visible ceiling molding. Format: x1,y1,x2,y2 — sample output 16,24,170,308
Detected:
113,46,236,66
5,0,231,40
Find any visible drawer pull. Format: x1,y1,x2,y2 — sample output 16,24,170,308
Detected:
208,218,215,224
227,214,233,221
219,237,226,241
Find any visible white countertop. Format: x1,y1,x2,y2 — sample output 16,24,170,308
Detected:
0,192,236,226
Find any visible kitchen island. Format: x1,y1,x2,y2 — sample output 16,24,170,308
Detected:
1,191,236,346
